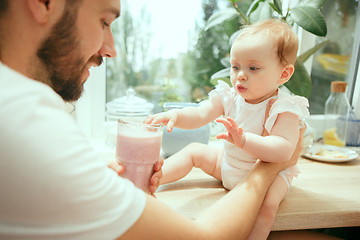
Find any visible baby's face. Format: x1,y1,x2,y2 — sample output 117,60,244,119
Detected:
230,34,285,104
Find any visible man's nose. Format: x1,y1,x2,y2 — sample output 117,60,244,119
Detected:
98,29,117,58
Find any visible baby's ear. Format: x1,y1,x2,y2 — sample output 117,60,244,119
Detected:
278,65,294,85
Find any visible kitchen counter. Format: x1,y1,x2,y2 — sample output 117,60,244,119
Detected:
156,152,360,231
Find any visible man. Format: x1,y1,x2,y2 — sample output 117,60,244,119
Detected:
0,0,316,239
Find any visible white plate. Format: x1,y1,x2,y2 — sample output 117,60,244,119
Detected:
303,144,359,163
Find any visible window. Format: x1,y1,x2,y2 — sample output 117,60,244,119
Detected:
75,0,360,140
106,0,231,108
106,0,204,108
307,0,359,114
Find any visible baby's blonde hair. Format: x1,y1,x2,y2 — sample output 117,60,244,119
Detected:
235,19,299,66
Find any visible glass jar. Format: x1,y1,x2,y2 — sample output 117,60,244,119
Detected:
105,88,154,145
323,81,350,146
161,102,210,157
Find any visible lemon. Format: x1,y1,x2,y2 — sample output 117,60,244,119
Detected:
323,128,345,147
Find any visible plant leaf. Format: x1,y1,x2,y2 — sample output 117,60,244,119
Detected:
274,0,282,12
205,8,238,31
229,29,242,45
249,1,272,23
297,0,327,9
290,6,327,36
210,67,231,80
285,59,312,97
298,40,329,62
269,0,282,15
246,0,264,17
220,57,231,68
210,77,232,87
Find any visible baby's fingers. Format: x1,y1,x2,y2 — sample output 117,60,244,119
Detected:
147,114,169,125
226,117,238,129
216,131,229,140
226,117,243,135
166,120,174,132
219,117,242,135
144,115,155,124
216,118,231,129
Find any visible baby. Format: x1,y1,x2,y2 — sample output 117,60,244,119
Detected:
145,19,309,239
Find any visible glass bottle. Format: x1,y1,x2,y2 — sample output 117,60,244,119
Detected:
323,81,350,147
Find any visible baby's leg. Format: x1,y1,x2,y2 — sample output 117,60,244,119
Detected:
247,175,289,240
160,142,223,184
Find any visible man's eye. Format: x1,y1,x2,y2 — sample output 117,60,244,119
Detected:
103,21,110,28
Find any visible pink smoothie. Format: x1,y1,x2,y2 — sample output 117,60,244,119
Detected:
116,126,162,193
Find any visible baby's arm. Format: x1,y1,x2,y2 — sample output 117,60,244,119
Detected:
144,95,224,132
245,112,300,162
218,112,299,163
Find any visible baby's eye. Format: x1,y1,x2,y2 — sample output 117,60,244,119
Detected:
232,66,239,71
250,66,259,71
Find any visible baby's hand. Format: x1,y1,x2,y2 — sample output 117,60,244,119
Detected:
216,117,245,148
144,111,177,132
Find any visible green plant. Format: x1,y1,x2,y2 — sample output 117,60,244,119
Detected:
183,0,242,102
206,0,329,97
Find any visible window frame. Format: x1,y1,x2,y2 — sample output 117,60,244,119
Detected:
75,61,106,139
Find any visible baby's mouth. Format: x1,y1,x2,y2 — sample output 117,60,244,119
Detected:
237,84,247,93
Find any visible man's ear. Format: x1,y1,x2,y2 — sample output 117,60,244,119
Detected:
278,64,295,85
27,0,52,24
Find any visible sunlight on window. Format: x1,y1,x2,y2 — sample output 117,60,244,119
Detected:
106,0,232,114
106,0,359,116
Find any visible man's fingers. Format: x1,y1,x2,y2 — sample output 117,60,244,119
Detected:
265,98,275,120
107,161,124,176
262,98,276,136
154,157,164,171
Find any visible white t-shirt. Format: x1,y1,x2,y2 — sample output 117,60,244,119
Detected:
0,62,146,240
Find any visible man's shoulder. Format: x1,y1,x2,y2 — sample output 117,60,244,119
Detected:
0,62,63,109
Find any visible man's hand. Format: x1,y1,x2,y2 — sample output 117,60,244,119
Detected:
261,98,275,137
108,161,125,175
149,157,163,196
107,158,164,196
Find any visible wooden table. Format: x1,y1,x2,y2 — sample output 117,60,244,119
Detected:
156,149,360,231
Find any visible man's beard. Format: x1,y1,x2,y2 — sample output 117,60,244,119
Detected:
36,5,103,102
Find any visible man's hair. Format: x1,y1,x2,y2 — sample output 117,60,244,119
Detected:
0,0,82,17
236,19,299,66
0,0,8,18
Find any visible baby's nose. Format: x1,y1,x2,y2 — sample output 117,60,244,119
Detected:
237,71,247,81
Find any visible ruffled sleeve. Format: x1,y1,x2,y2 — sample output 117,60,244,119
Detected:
208,80,236,116
264,91,309,133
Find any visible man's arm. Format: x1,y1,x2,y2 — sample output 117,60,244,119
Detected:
117,128,304,240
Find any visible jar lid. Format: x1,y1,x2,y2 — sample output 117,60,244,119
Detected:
106,88,154,117
331,81,347,93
